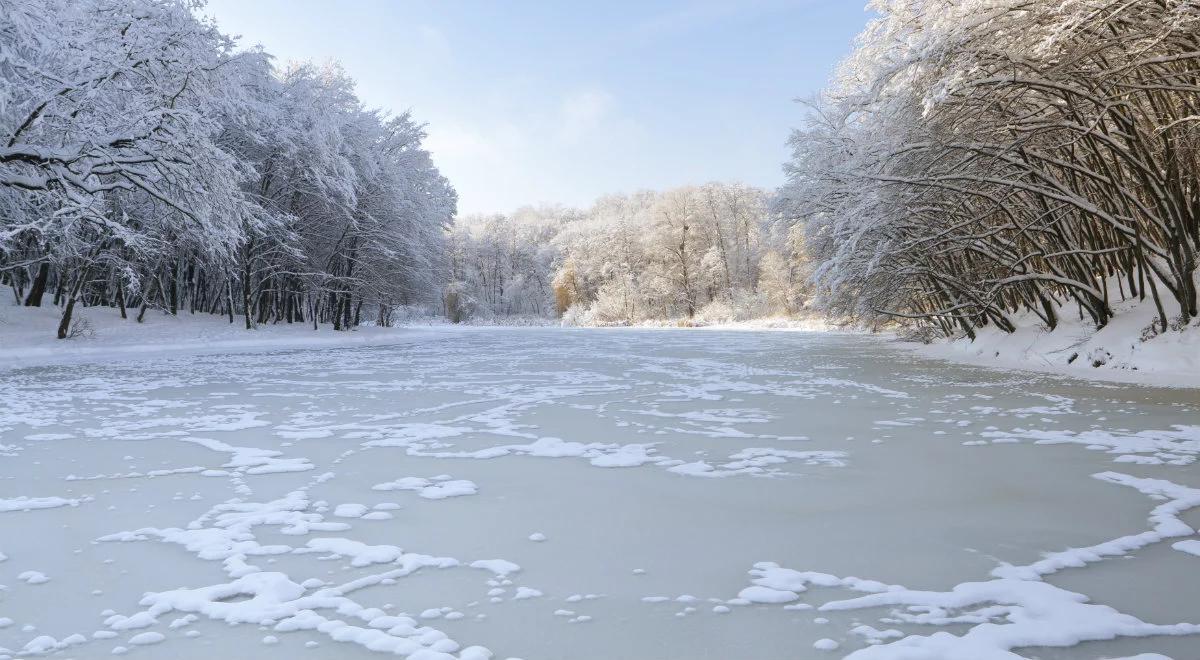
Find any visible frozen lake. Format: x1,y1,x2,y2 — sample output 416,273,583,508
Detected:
1,328,1198,659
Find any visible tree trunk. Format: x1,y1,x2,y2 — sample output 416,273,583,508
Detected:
226,278,235,324
168,262,178,315
24,262,49,307
116,279,127,320
57,271,87,339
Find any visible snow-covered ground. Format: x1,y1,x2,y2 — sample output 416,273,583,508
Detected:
0,305,473,369
1,318,1198,659
905,293,1200,390
0,305,830,370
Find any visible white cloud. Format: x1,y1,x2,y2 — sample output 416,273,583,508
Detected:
421,88,621,214
557,88,614,145
423,121,536,215
424,124,498,162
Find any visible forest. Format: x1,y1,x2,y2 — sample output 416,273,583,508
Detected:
1,0,806,336
4,0,1199,342
445,184,806,326
1,0,456,338
780,0,1200,341
2,3,1199,659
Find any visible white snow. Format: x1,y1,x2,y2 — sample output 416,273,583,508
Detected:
737,585,800,604
0,496,90,513
17,571,50,585
371,476,479,500
731,471,1200,659
127,632,165,645
0,325,1195,659
0,304,470,371
1172,540,1200,557
910,293,1200,388
332,503,370,518
470,559,521,576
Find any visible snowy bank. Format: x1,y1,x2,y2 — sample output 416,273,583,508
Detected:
903,294,1200,389
0,304,469,370
689,316,836,332
561,314,836,331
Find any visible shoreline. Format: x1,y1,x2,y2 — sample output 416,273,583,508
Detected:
4,304,1196,389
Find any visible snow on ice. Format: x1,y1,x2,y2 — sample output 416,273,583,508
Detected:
0,328,1196,659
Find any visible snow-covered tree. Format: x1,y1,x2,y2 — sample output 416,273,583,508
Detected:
443,184,804,325
780,0,1200,339
0,0,455,336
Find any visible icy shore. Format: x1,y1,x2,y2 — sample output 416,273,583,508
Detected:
905,295,1200,390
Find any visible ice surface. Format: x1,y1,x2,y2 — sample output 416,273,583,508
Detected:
0,327,1196,659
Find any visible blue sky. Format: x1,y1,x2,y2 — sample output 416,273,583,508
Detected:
202,0,872,216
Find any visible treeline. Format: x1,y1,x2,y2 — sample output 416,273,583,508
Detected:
1,0,455,338
446,184,808,325
780,0,1200,340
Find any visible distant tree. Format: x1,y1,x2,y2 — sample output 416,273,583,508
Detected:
443,184,805,324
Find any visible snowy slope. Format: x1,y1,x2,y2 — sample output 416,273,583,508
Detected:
0,304,468,370
907,293,1200,389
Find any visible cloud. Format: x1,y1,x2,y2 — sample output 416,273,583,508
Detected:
424,124,498,162
557,88,614,145
422,87,624,215
423,121,535,215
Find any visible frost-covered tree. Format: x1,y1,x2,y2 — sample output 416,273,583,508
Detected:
780,0,1200,339
443,184,805,325
1,0,250,336
0,0,455,336
445,207,569,321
